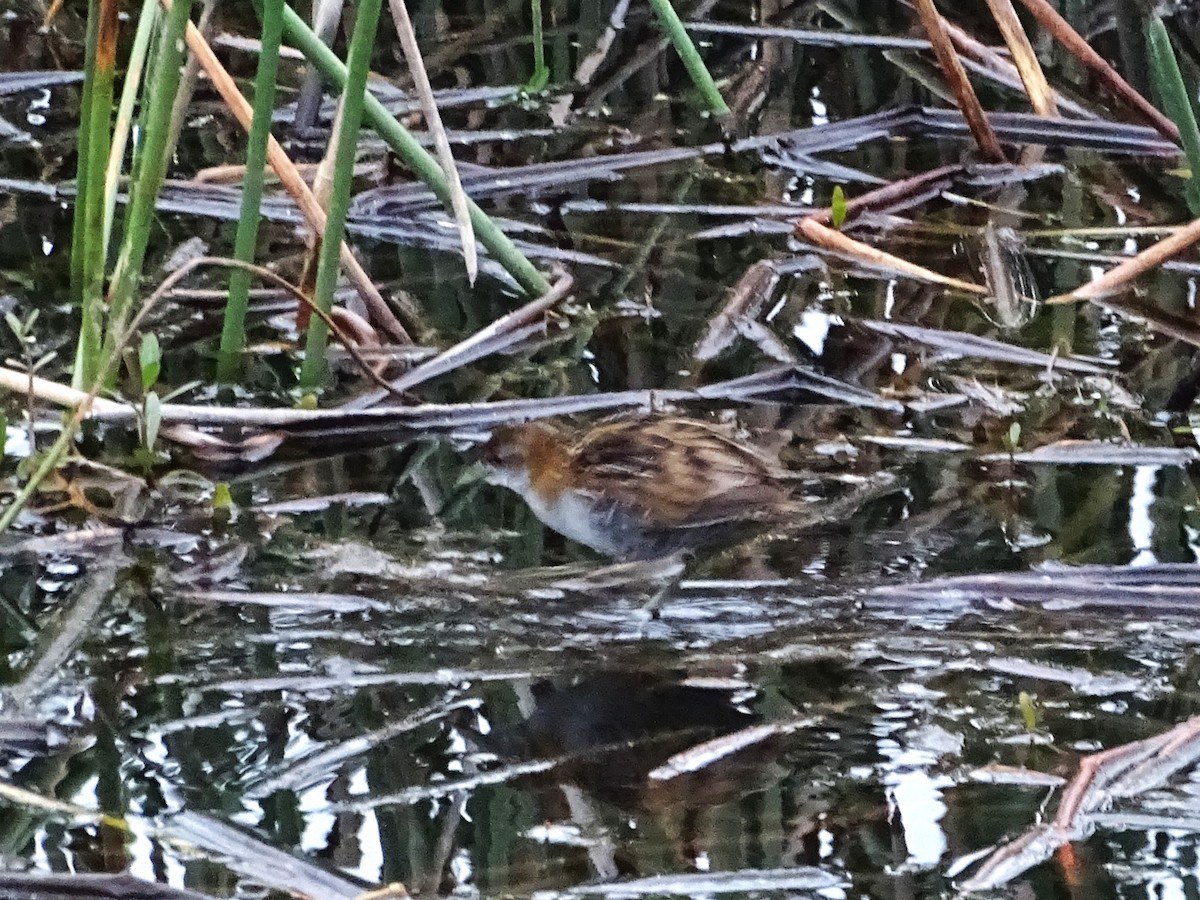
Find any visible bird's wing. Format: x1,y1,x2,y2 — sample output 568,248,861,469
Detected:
574,419,789,527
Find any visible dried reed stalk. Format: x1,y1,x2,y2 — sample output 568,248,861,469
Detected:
1015,0,1180,142
985,0,1057,116
912,0,1006,161
797,218,989,295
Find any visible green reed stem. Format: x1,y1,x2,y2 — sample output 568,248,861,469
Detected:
645,0,729,115
275,3,551,296
103,0,158,258
70,0,99,312
527,0,549,91
218,0,284,383
1146,14,1200,215
71,0,120,388
102,0,194,368
298,0,384,388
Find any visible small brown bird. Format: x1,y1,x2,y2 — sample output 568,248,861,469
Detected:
480,416,797,560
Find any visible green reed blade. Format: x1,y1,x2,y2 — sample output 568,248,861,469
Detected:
218,0,285,383
70,0,100,313
103,0,158,259
1146,14,1200,215
102,0,194,368
71,0,120,388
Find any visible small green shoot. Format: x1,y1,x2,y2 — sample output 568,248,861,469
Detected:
142,391,161,453
139,332,161,391
831,185,847,229
0,411,7,460
134,390,164,471
1005,421,1021,453
6,309,35,342
212,481,233,510
1017,691,1040,732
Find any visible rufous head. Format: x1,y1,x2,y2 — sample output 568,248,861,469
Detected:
479,422,568,494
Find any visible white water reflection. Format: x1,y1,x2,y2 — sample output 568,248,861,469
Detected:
1129,466,1159,567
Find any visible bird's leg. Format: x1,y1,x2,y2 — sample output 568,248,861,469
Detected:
639,552,690,619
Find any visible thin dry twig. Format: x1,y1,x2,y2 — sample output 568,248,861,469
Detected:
347,270,575,407
693,259,782,362
360,271,576,405
912,0,1006,162
0,365,899,434
202,259,412,396
1014,0,1180,142
940,16,1088,118
387,0,477,283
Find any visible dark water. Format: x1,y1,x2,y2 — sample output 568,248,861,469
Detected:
3,1,1200,898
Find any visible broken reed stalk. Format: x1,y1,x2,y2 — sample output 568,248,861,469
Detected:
796,218,989,294
912,0,1006,162
71,0,120,388
357,271,576,403
936,18,1088,118
218,0,284,383
646,0,729,116
962,714,1200,890
1014,0,1180,143
173,0,408,342
387,0,477,284
984,0,1057,116
274,4,553,297
299,0,384,388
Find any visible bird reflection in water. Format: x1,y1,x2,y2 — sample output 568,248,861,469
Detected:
489,672,799,876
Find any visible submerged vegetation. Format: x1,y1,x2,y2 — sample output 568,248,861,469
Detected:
5,0,1200,897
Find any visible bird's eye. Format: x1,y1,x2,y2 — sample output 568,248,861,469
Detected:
481,434,523,467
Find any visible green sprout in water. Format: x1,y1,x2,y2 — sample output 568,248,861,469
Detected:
212,482,233,511
1018,691,1040,732
831,185,847,229
139,332,161,391
1005,421,1022,454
